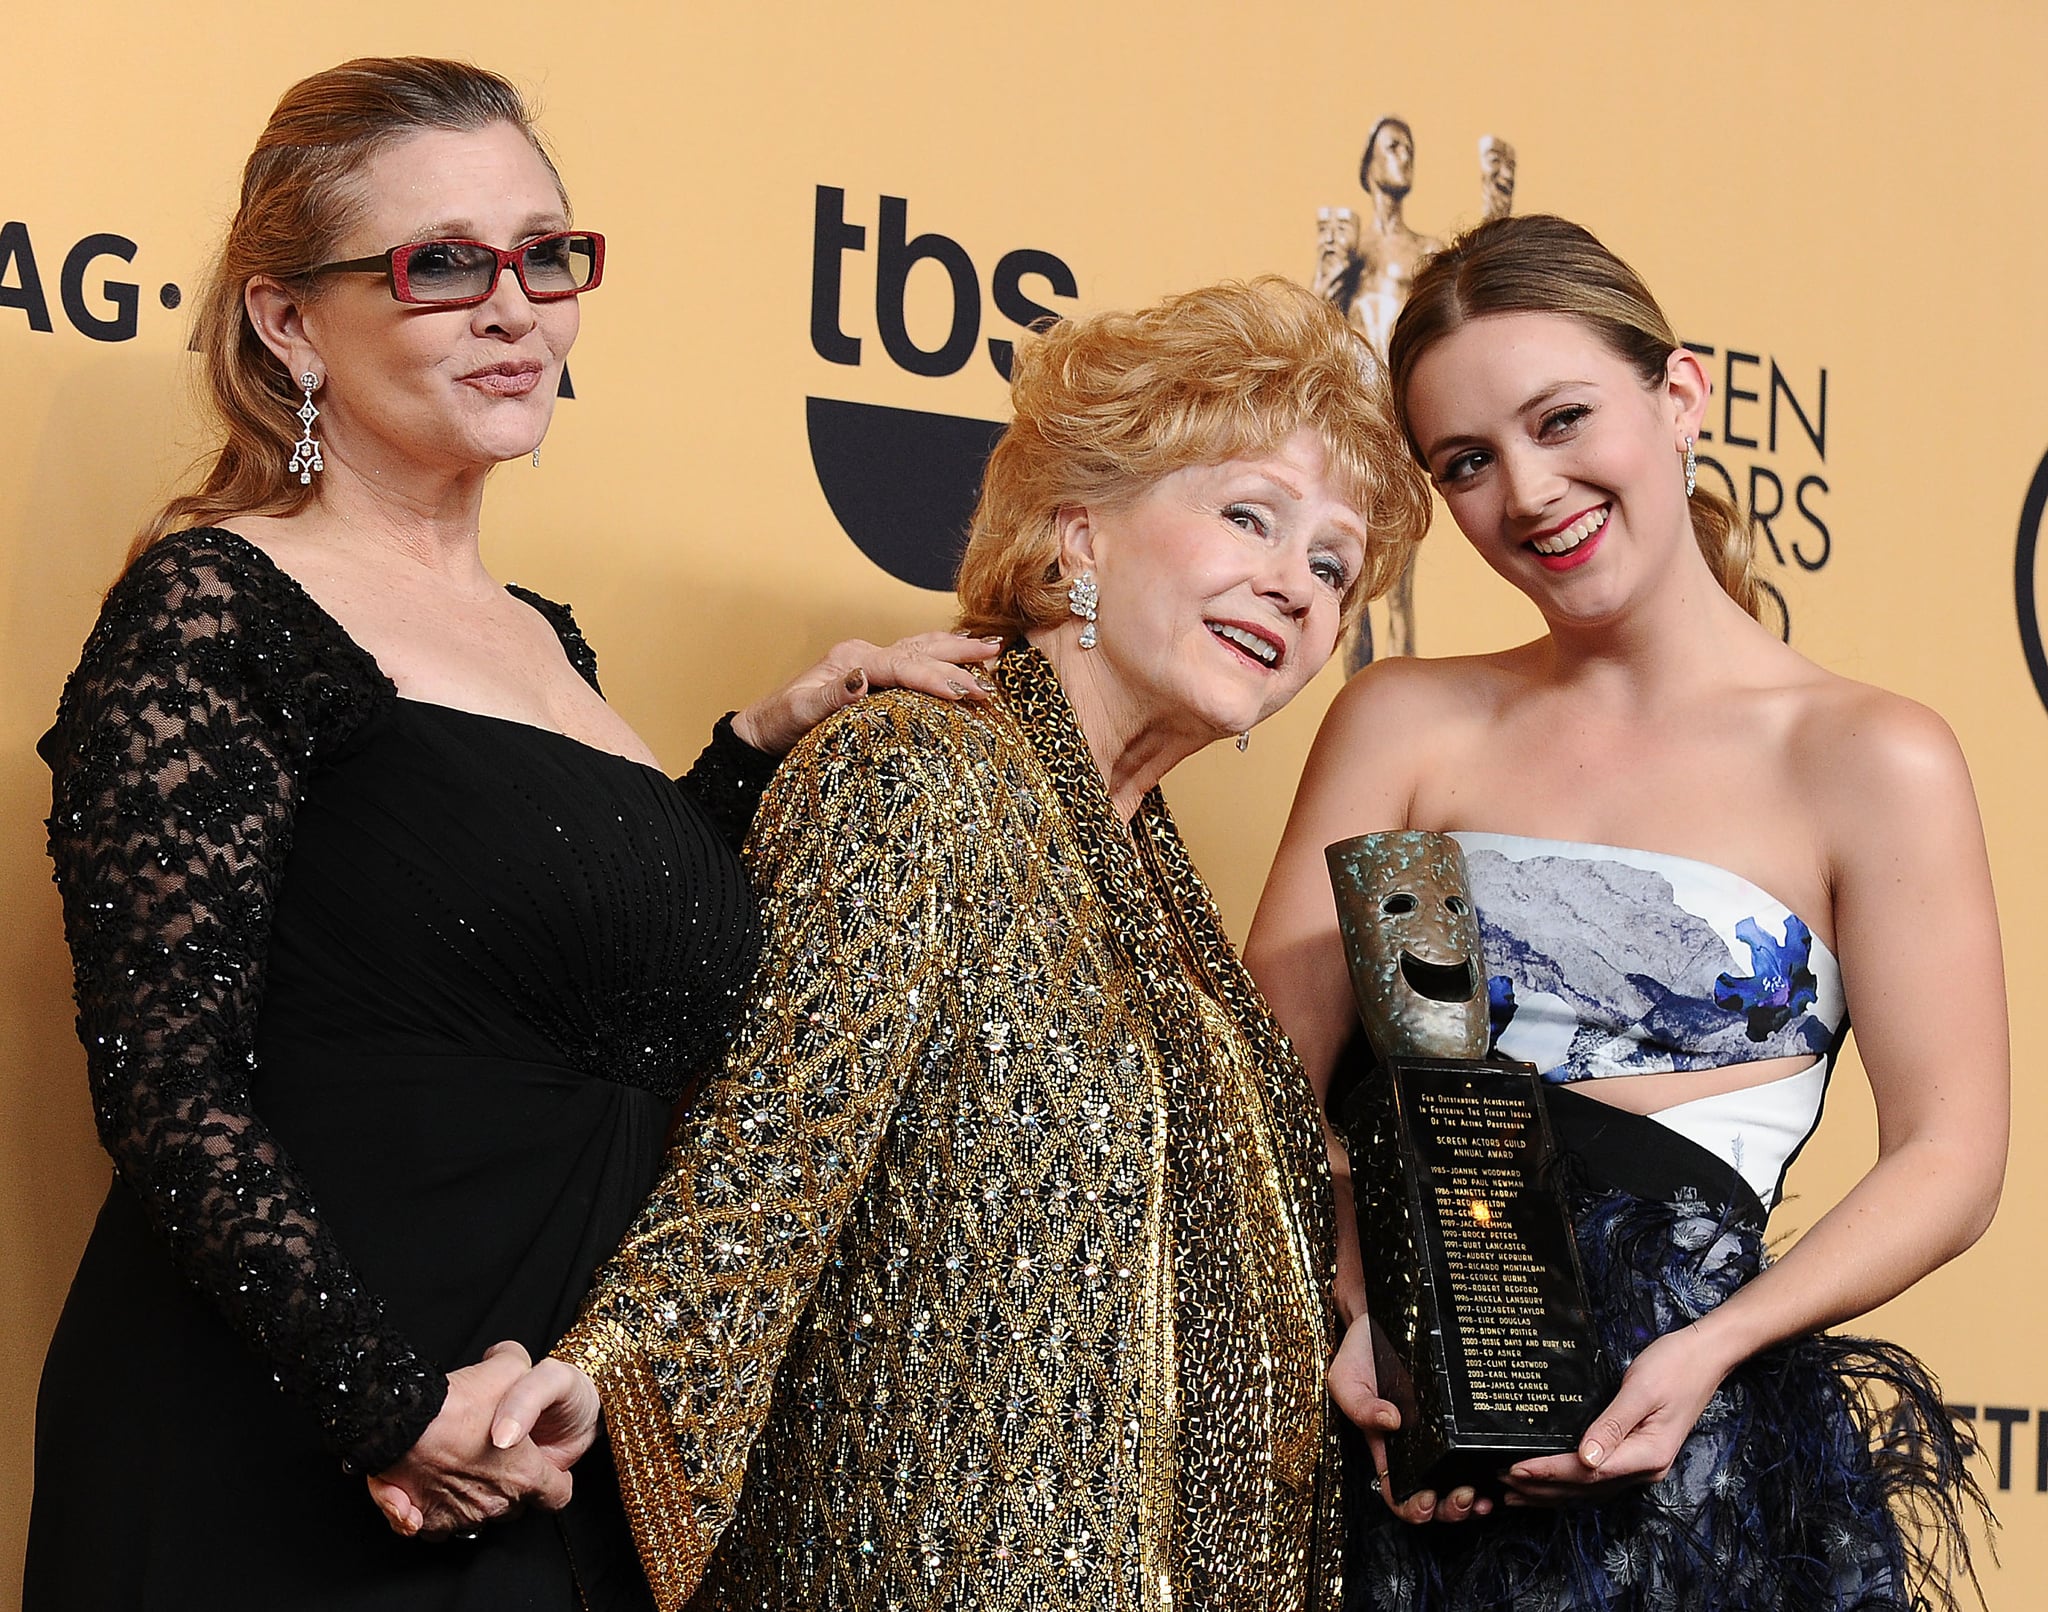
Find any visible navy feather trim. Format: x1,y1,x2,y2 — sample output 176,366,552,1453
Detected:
1345,1183,1990,1611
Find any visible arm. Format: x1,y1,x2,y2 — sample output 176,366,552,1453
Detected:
523,696,964,1608
1245,661,1484,1521
686,632,1002,850
1508,695,2009,1497
44,547,446,1474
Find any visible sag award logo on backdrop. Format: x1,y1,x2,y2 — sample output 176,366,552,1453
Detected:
0,219,177,339
1305,120,1832,667
806,186,1078,590
1311,119,1517,670
2015,446,2048,716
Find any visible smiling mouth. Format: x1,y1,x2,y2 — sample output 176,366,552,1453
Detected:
1530,504,1609,558
1207,620,1282,668
1400,952,1479,1002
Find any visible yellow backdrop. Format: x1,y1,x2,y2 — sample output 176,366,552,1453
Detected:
5,3,2043,1604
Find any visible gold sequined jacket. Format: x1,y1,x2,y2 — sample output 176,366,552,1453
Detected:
559,649,1342,1611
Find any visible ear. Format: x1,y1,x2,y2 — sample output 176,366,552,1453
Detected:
1664,345,1710,445
1053,504,1099,578
245,275,323,385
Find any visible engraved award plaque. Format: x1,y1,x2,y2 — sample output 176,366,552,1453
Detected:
1326,830,1605,1502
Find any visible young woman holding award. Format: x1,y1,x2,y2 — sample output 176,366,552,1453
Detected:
1246,214,2004,1611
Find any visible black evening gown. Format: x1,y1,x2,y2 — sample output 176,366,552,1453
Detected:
26,530,769,1610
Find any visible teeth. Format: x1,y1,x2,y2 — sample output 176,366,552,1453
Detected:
1532,506,1609,555
1209,622,1279,665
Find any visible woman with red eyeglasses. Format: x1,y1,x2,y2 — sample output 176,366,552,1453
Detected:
25,57,992,1612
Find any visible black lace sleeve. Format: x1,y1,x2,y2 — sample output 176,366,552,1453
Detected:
679,715,780,853
40,532,445,1475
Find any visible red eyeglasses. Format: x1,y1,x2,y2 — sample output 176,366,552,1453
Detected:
308,231,605,307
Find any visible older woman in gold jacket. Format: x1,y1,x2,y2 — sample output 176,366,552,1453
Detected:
475,278,1433,1609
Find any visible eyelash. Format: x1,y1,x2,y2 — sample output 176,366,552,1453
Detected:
1310,552,1351,590
1437,403,1595,486
1225,502,1351,591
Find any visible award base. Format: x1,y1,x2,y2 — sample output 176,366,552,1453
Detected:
1334,1049,1608,1503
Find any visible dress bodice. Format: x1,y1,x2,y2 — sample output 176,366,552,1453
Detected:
263,698,758,1097
1452,832,1849,1209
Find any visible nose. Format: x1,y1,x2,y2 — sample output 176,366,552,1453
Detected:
1497,445,1561,521
1258,545,1318,620
473,268,540,339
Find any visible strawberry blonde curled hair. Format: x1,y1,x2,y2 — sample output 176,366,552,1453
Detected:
954,276,1433,640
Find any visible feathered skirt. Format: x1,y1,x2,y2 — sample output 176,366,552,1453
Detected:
1343,1085,1987,1612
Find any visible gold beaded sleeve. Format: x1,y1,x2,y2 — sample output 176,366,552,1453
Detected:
555,695,962,1608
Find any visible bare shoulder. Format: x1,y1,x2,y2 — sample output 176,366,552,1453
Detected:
1287,646,1536,836
1790,671,1974,809
1319,645,1529,748
1783,670,1982,885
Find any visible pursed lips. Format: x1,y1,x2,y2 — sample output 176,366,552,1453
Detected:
459,361,544,396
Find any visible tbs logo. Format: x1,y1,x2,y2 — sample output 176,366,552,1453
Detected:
806,186,1077,590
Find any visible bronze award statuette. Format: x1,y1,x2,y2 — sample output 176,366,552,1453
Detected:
1326,830,1605,1503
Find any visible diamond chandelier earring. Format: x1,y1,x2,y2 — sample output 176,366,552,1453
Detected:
1236,731,1250,752
288,372,323,484
1682,435,1697,499
1067,572,1099,649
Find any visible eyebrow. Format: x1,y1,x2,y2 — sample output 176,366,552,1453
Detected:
1419,379,1597,461
1247,469,1306,501
403,213,569,243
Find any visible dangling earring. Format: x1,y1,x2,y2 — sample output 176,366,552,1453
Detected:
1236,731,1250,753
1067,572,1099,649
531,446,542,468
1682,436,1697,499
288,372,323,484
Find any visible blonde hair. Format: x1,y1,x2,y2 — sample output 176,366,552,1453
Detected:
956,276,1432,640
132,58,562,562
1386,214,1765,622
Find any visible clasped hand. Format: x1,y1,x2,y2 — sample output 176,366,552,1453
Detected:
367,1342,606,1540
1329,1312,1729,1521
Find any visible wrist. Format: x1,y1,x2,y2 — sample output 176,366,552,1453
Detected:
1679,1305,1755,1380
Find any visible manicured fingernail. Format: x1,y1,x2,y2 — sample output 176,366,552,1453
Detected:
1581,1441,1604,1466
843,670,864,693
491,1418,520,1450
983,636,1005,646
945,679,969,696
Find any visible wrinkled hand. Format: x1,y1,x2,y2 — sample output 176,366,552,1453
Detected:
732,631,1004,756
488,1357,602,1473
1330,1312,1488,1525
365,1341,574,1540
1503,1325,1726,1506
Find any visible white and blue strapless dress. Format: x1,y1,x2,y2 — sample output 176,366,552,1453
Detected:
1343,834,1985,1612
